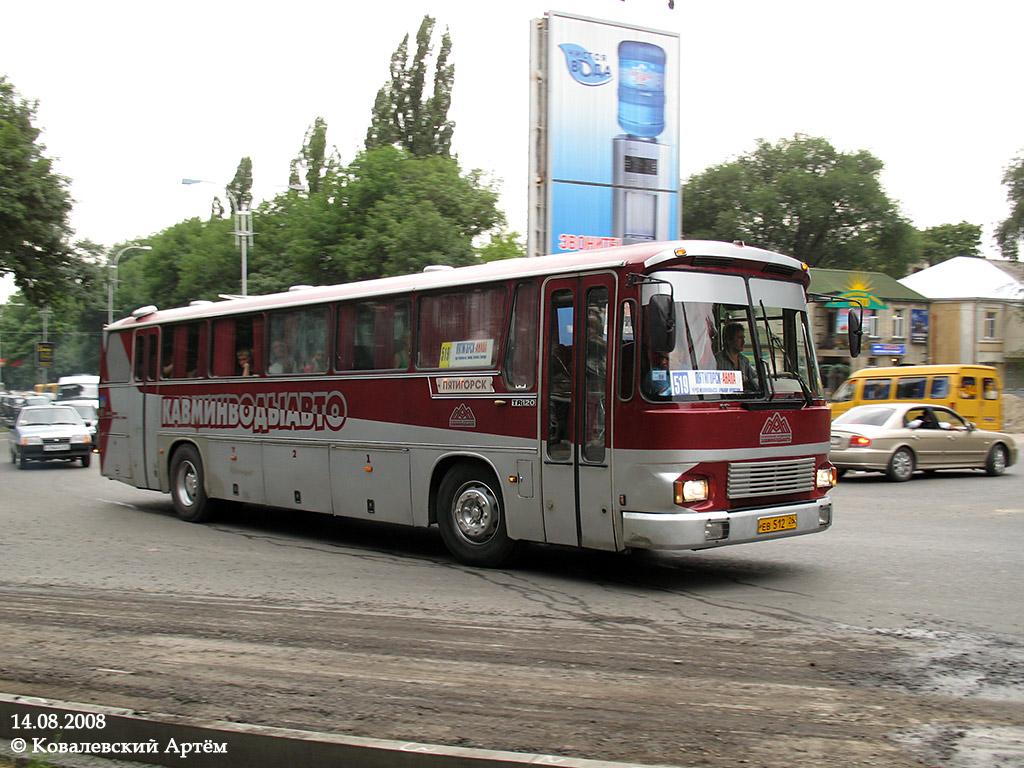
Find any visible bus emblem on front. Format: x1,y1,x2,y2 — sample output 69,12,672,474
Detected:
760,413,793,445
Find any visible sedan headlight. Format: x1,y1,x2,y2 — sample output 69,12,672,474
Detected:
71,434,91,444
20,436,43,446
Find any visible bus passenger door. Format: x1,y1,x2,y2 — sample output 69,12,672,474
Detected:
540,276,618,550
130,328,159,489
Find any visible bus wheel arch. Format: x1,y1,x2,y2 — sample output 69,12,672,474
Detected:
434,458,522,568
168,441,216,523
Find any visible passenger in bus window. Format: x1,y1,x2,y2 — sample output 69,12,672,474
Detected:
268,340,292,375
303,349,326,373
236,348,254,377
394,329,411,369
715,322,756,390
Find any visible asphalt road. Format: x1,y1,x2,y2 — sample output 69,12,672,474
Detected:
1,452,1023,767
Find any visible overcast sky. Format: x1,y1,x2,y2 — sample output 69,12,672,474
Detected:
2,0,1022,302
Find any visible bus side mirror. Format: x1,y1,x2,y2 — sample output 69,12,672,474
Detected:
848,310,863,358
648,294,675,353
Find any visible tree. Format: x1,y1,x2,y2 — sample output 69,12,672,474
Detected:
919,221,983,265
682,134,920,276
996,152,1024,261
291,117,336,195
227,156,253,213
0,76,74,305
365,16,454,157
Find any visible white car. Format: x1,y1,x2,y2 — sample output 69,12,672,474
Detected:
8,405,94,469
830,402,1017,482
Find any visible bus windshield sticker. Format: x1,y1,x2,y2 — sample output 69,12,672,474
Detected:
440,339,494,369
669,369,742,396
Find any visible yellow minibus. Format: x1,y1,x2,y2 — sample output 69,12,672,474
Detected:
829,365,1002,430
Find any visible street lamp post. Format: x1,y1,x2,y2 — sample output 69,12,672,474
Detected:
107,245,152,326
182,179,253,296
0,301,25,391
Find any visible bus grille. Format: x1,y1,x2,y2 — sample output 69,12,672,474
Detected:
727,458,815,499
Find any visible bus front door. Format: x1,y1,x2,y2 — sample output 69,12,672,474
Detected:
540,276,618,551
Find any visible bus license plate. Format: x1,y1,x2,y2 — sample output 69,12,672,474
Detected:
757,514,798,534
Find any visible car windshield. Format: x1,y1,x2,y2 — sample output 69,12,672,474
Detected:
833,406,895,427
70,404,97,420
18,408,84,426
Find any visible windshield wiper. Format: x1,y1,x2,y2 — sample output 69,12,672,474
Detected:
758,300,812,408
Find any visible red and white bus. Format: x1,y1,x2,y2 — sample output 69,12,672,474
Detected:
99,240,850,567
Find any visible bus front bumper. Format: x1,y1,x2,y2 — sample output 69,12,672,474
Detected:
622,497,833,551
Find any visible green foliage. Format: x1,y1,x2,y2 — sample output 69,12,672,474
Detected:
996,152,1024,261
0,76,74,305
365,16,455,157
227,157,253,212
0,240,106,389
479,230,526,262
682,134,920,276
292,117,336,195
919,221,983,265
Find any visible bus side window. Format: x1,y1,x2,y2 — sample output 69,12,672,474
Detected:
618,300,636,401
212,315,261,376
134,334,146,382
930,376,950,398
960,376,977,399
503,281,539,390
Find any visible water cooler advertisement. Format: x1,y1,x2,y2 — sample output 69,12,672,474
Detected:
542,13,680,254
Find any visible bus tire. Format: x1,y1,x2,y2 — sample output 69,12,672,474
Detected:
885,447,915,482
437,463,521,568
169,444,216,523
985,444,1008,476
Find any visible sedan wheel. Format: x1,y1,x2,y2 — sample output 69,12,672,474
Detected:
986,444,1008,477
886,447,915,482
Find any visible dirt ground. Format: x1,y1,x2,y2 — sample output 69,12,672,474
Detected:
2,585,1021,768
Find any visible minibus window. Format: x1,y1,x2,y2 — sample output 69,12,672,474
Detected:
895,377,926,399
862,378,891,400
930,376,950,398
960,376,977,399
983,378,998,400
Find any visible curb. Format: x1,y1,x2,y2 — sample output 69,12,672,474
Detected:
0,694,674,768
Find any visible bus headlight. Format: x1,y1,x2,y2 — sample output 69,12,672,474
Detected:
816,466,837,488
674,475,710,505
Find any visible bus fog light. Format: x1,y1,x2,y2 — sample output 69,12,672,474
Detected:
674,476,709,505
816,466,837,488
818,502,832,527
704,520,729,541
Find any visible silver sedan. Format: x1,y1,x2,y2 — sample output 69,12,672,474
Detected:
830,402,1017,482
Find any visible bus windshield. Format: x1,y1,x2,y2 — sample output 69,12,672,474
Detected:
641,272,822,402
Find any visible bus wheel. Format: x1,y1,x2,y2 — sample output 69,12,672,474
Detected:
437,464,521,568
985,444,1008,476
885,447,915,482
170,444,215,523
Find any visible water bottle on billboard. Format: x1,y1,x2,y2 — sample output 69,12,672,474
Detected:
617,41,666,138
613,40,671,244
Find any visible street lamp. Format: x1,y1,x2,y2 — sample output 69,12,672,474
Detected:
182,178,253,296
107,245,152,325
0,301,25,391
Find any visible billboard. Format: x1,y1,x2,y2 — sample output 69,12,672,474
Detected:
529,13,680,257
